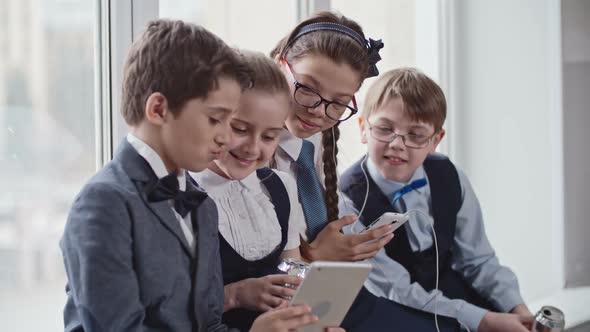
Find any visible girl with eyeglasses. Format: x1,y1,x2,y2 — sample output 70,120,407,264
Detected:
269,11,460,332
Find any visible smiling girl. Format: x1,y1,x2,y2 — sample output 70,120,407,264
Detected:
191,51,343,332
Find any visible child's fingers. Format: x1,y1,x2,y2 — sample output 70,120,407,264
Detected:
274,300,288,310
346,232,375,246
366,224,394,240
358,233,394,252
518,314,534,324
514,325,530,332
258,303,274,312
281,312,318,330
330,215,357,229
518,313,535,329
266,274,302,287
260,294,284,310
347,233,393,260
351,249,381,262
270,305,311,319
349,225,393,246
270,285,297,298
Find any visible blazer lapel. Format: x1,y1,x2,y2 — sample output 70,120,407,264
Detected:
114,139,193,257
138,186,193,257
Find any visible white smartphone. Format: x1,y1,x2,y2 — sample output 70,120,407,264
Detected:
360,212,409,234
289,261,372,332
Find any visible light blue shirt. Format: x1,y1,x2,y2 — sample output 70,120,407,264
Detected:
340,157,525,331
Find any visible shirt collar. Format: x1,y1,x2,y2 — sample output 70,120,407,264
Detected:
189,168,261,196
366,156,427,199
240,171,262,191
278,128,302,162
127,133,186,190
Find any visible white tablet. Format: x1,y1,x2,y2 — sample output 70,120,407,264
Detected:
289,261,372,332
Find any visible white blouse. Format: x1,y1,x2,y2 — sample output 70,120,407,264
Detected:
190,169,306,261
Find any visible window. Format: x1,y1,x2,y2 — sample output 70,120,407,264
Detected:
0,0,97,330
330,0,420,171
159,0,425,172
159,0,297,53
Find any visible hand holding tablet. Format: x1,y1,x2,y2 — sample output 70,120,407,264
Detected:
289,261,372,332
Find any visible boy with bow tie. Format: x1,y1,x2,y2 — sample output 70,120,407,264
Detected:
60,20,318,332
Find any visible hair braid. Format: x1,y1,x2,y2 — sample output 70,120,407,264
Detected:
322,125,340,222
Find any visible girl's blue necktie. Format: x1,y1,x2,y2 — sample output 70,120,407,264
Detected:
295,140,328,241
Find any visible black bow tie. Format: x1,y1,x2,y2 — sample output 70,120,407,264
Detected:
145,172,208,217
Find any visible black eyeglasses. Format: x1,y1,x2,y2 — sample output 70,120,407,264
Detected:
367,120,435,149
283,58,358,122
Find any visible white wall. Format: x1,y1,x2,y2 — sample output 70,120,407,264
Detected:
450,0,563,302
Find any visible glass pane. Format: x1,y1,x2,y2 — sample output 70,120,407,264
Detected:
0,0,97,330
159,0,296,54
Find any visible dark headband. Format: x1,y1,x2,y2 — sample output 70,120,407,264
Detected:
287,22,384,77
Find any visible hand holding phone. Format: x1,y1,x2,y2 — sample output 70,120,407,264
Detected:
360,212,409,234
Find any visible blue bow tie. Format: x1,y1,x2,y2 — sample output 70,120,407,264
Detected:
391,178,428,206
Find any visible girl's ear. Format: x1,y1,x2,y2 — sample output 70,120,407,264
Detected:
145,92,169,126
429,129,446,154
276,56,289,77
359,116,368,144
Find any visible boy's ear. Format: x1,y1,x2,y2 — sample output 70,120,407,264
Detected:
359,116,368,144
429,129,446,154
145,92,169,125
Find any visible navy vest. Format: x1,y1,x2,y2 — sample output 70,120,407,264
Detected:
340,155,496,309
220,167,291,331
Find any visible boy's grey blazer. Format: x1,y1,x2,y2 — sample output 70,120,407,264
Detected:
61,139,236,332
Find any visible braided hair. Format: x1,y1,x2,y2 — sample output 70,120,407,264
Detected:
271,12,372,220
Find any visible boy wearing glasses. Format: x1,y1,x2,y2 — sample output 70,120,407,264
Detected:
340,68,534,332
